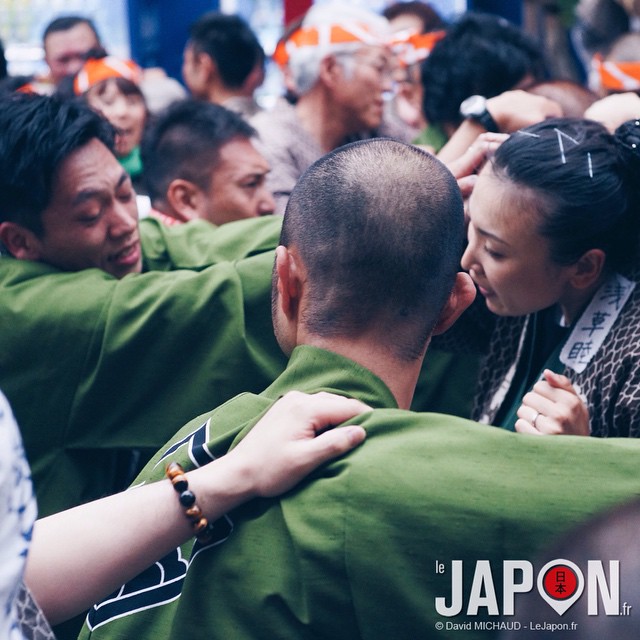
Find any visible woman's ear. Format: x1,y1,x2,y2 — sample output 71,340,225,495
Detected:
571,248,606,290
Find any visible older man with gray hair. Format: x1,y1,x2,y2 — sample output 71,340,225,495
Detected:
251,3,393,214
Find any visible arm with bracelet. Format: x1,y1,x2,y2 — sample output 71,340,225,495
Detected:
22,392,369,626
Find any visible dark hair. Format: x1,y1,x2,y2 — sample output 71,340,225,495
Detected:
188,12,264,89
94,75,145,99
491,117,640,274
141,98,256,204
0,92,115,235
382,1,445,33
278,138,465,361
42,15,100,44
0,75,35,94
421,12,545,127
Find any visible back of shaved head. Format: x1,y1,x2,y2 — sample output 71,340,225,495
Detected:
279,138,464,361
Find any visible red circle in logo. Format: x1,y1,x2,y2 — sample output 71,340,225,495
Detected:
542,564,578,601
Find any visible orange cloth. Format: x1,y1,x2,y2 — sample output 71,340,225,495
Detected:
592,53,640,92
389,30,445,67
273,22,389,67
73,56,142,95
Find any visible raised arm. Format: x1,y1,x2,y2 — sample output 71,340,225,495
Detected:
437,90,562,165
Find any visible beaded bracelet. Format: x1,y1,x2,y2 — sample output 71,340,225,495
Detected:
166,461,215,544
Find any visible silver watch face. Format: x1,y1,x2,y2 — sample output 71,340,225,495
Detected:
460,95,487,118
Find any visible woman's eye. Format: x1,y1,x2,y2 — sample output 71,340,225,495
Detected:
484,245,503,259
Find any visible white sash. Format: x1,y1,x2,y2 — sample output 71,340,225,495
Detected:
560,273,635,374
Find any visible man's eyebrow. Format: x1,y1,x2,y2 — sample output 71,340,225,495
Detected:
71,189,103,207
70,171,130,206
237,167,271,180
116,171,130,189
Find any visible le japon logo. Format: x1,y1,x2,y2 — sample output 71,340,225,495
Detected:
434,558,632,617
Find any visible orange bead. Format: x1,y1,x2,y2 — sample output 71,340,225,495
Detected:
193,517,209,534
186,505,203,520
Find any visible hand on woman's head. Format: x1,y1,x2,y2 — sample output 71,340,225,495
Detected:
446,132,509,198
486,90,562,133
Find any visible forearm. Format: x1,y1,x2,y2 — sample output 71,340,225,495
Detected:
437,120,485,165
24,455,252,625
23,391,369,625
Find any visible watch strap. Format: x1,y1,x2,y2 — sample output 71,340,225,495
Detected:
471,109,500,134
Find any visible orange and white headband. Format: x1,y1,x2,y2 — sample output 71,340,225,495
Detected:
592,53,640,92
73,56,143,95
273,22,388,67
389,29,445,67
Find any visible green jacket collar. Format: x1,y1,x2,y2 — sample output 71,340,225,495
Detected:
261,345,398,410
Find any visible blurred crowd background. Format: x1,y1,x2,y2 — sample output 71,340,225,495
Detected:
0,1,592,106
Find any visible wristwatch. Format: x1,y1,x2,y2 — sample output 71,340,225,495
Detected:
459,95,500,133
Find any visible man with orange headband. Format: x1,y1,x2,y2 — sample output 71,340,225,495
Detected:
251,3,394,215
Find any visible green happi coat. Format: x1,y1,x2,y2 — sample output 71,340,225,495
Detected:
82,345,640,640
0,216,286,517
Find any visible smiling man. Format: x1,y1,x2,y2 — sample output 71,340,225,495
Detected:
142,99,275,227
3,136,142,278
0,92,286,519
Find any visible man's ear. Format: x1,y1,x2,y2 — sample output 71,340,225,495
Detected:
274,245,305,322
194,51,216,84
570,248,606,290
318,54,344,90
165,179,200,222
242,61,265,94
0,221,43,260
432,272,477,336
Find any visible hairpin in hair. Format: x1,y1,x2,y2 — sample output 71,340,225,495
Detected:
516,130,540,138
554,128,579,165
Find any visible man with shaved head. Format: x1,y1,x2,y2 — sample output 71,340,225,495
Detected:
86,138,640,640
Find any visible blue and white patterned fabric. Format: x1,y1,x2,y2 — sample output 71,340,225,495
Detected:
0,390,38,640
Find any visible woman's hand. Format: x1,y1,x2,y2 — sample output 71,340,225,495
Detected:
515,370,590,436
445,132,508,198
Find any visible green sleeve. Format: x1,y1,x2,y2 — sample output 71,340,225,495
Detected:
0,250,284,516
140,215,283,271
340,413,640,639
